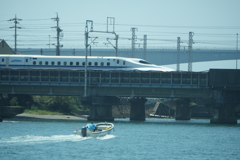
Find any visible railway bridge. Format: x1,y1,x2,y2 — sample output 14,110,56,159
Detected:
0,68,240,124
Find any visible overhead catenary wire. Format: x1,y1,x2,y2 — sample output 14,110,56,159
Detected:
1,18,239,50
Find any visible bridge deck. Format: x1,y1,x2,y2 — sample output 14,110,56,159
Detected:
0,69,210,98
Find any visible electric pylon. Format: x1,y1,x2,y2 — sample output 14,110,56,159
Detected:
143,35,147,60
188,32,194,72
131,28,138,58
177,37,182,71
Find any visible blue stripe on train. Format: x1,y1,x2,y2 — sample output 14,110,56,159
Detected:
0,64,129,69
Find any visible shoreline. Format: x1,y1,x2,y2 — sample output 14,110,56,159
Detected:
3,113,220,122
5,113,88,121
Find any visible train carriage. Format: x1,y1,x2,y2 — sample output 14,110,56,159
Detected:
0,55,173,71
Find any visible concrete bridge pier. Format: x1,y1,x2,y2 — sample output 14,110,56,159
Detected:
87,96,119,122
87,105,114,122
129,97,147,121
210,90,238,124
0,94,7,122
175,98,191,120
210,105,237,124
0,107,2,122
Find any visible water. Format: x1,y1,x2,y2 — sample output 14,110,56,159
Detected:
1,118,240,160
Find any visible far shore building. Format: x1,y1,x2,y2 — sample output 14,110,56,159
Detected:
0,39,16,55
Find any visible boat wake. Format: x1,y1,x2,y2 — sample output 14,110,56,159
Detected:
0,135,87,146
2,121,19,123
0,134,116,146
96,134,116,140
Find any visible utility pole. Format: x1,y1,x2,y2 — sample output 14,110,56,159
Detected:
84,18,118,97
89,17,118,56
48,35,51,51
106,35,118,56
72,49,75,56
131,28,138,58
115,35,118,57
84,20,93,97
51,13,63,56
188,32,194,72
107,17,115,32
9,14,22,53
90,46,92,56
143,35,147,60
177,37,182,72
106,17,118,56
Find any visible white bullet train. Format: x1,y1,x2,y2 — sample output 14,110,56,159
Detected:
0,55,174,71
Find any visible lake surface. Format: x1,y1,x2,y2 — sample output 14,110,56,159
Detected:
1,118,240,160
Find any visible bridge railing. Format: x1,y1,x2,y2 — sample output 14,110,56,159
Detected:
89,71,208,88
0,69,209,89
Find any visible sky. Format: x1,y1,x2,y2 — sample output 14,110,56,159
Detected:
1,0,240,50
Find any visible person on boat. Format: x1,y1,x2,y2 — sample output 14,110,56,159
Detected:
87,122,96,132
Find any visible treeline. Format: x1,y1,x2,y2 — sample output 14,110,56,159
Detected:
0,95,88,114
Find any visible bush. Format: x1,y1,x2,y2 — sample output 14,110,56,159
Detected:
9,97,18,106
31,96,84,114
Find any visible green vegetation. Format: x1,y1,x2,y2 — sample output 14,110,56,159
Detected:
24,109,63,115
2,95,88,115
190,102,197,107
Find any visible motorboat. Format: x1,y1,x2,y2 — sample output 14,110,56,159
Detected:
74,122,114,138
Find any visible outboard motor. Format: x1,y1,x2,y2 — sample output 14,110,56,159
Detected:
81,126,87,137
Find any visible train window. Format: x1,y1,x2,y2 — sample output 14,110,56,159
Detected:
139,60,152,64
58,61,61,65
64,62,67,65
26,59,28,63
45,61,48,65
39,61,42,65
76,62,79,66
88,62,92,66
70,62,73,65
107,62,110,66
51,61,55,65
123,61,125,65
82,62,85,66
33,61,36,65
2,58,4,62
117,60,119,64
94,62,98,66
101,62,104,66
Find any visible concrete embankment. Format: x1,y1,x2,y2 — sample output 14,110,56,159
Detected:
0,106,25,118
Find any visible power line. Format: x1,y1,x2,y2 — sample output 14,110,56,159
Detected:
116,23,240,30
2,16,239,50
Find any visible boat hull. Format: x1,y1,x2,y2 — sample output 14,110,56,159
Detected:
74,122,114,138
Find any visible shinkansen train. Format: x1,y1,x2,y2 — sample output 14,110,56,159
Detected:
0,55,174,71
